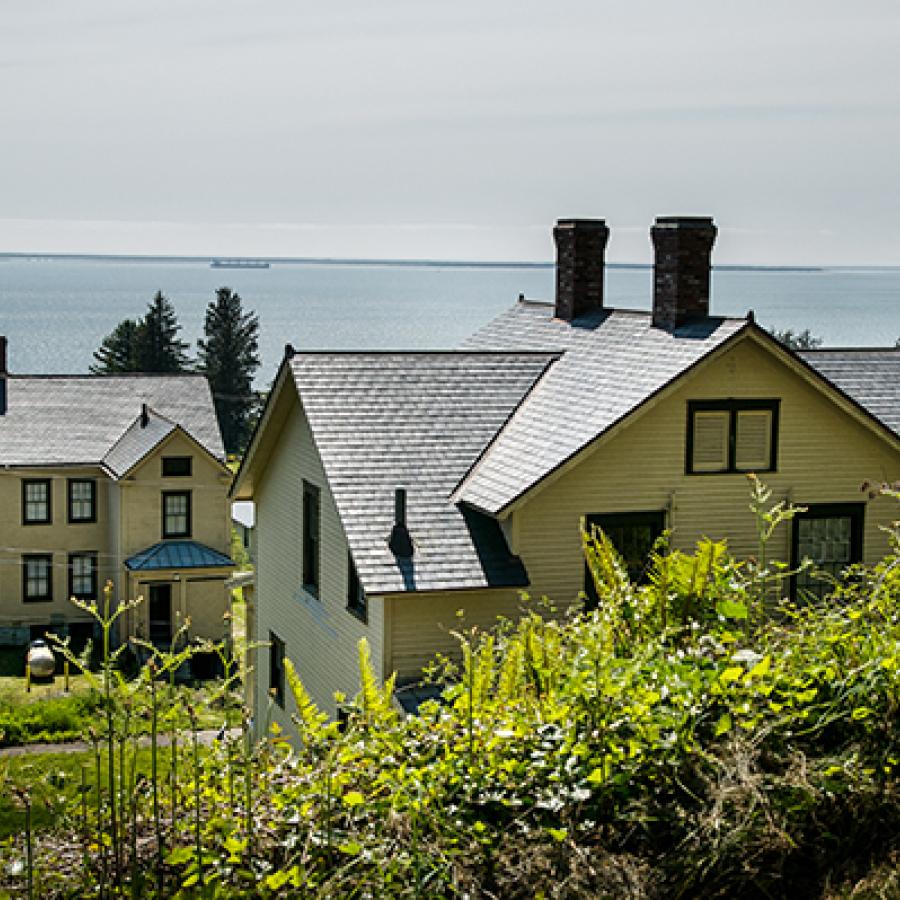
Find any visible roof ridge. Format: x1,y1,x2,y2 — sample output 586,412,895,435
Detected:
7,372,207,380
289,349,563,357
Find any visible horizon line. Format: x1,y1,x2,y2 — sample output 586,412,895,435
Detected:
0,250,858,273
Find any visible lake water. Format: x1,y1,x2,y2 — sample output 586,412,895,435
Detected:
1,257,898,380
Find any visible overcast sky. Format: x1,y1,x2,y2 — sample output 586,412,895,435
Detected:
2,1,899,264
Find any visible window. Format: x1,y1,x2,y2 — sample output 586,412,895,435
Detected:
347,551,366,622
162,456,192,477
302,480,320,597
68,552,98,600
269,631,285,707
23,554,53,602
686,400,779,474
68,479,97,523
583,511,665,609
791,503,864,600
162,491,191,538
22,479,51,524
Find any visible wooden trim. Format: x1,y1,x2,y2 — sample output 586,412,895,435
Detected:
67,478,97,524
686,398,780,475
790,502,865,599
22,478,52,525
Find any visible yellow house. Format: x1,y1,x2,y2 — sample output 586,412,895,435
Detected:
231,216,900,727
0,356,234,652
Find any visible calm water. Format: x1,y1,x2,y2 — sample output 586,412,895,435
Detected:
1,257,898,380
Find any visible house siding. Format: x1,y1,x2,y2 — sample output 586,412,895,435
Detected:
513,338,899,605
254,395,383,728
0,468,109,626
387,587,527,683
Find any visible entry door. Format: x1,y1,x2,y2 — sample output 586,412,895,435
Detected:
584,511,666,609
148,584,173,647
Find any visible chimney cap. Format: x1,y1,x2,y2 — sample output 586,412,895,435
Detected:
653,216,715,229
555,218,608,230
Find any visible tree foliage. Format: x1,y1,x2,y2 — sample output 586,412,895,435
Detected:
89,319,142,374
769,326,824,350
91,292,190,375
197,287,260,453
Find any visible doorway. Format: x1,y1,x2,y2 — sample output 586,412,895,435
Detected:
148,583,173,647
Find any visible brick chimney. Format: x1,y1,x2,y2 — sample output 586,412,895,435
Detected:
553,218,609,321
650,217,717,329
0,336,7,416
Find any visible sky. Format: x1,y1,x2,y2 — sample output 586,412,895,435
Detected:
1,0,899,265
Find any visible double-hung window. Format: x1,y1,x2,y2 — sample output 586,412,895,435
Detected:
68,479,97,523
23,479,52,525
302,480,320,597
162,491,191,538
23,554,53,602
69,552,98,600
687,399,779,474
791,503,864,600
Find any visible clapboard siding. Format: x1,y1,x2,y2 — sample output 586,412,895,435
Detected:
254,394,383,728
387,587,526,683
514,337,899,605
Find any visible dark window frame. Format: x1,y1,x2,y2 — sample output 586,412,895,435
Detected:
22,478,52,525
583,510,666,609
67,478,97,524
346,551,367,622
23,553,53,603
790,502,864,600
162,490,192,538
68,551,99,600
162,456,192,477
686,399,780,475
269,630,285,708
302,480,320,597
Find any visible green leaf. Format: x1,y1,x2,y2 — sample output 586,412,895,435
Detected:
343,790,365,807
338,841,362,855
548,828,568,842
265,870,292,891
716,599,748,620
714,713,732,736
747,656,771,680
851,706,873,721
719,666,744,685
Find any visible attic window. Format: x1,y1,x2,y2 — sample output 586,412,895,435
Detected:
687,400,779,474
162,456,192,477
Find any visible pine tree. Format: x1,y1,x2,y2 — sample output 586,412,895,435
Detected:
90,319,142,374
135,291,191,372
197,287,261,453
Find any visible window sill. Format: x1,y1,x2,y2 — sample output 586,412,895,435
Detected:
23,597,53,604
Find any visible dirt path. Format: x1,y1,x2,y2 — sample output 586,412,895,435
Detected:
0,728,241,758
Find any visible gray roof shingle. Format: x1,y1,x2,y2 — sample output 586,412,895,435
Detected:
0,374,225,467
290,352,556,595
455,301,748,513
800,349,900,435
103,409,177,477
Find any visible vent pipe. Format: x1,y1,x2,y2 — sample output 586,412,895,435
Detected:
388,487,414,557
140,403,149,428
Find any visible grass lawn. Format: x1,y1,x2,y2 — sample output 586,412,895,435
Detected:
0,745,177,838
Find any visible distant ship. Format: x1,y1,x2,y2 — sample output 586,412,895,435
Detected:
210,258,270,269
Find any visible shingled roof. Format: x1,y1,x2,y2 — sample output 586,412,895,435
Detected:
454,300,749,514
0,374,225,468
289,351,556,594
800,348,900,435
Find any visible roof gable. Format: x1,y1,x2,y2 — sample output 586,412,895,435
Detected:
454,301,749,514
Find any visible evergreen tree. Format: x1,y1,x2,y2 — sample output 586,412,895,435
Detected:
135,291,191,372
90,318,142,374
197,287,261,453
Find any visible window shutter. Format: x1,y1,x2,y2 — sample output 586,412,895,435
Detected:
692,411,729,471
735,410,771,470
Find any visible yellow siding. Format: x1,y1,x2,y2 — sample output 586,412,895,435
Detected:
387,587,529,683
120,431,230,560
0,468,108,627
513,336,899,605
254,393,383,728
